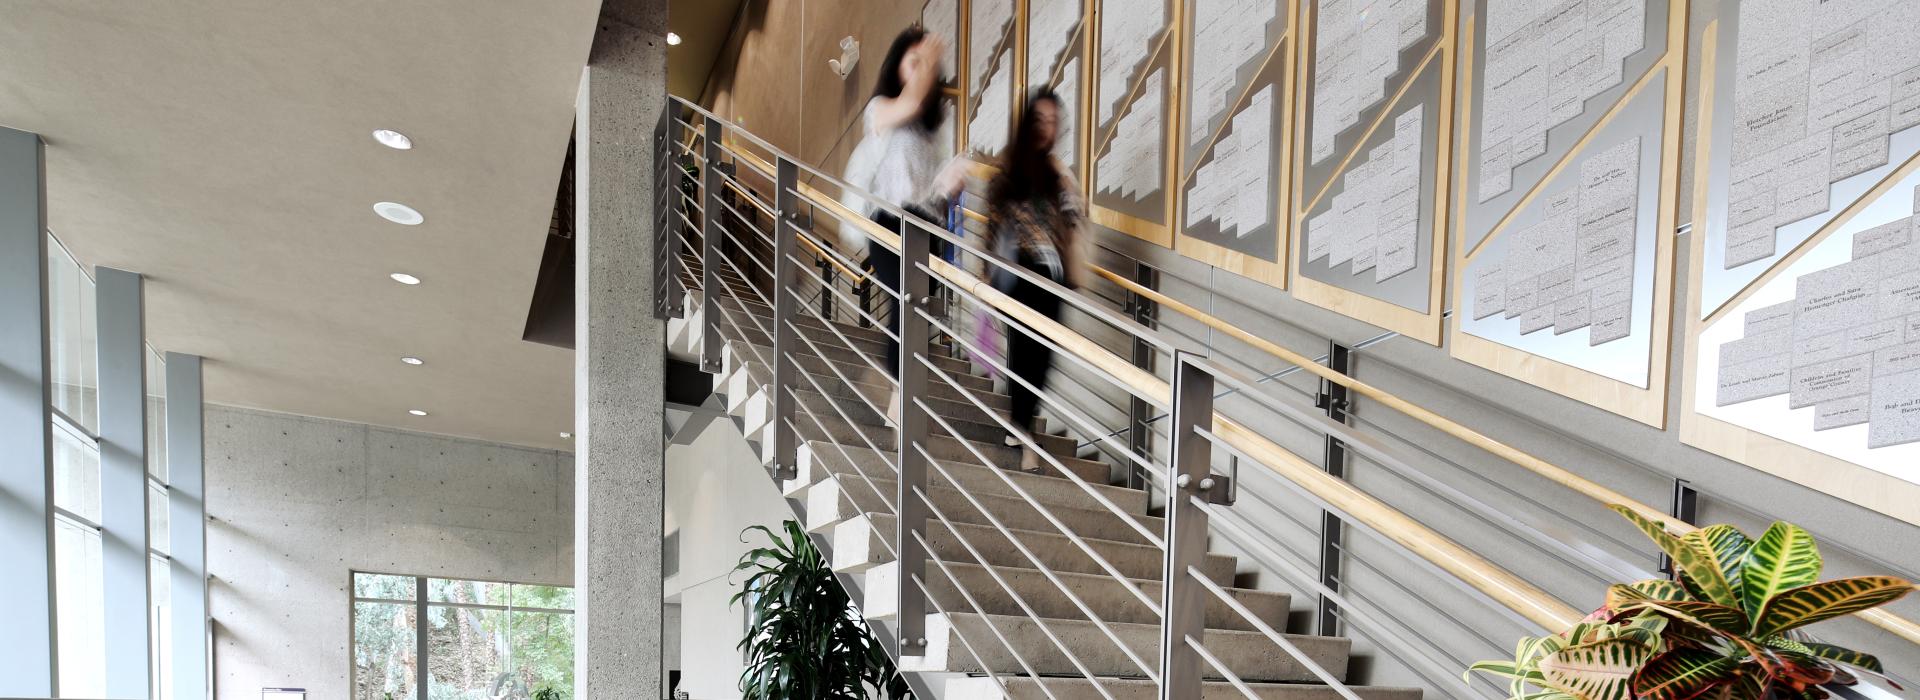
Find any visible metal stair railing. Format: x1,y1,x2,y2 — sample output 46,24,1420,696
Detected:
654,94,1917,699
657,95,1558,699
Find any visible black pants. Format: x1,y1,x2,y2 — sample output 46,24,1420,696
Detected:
864,206,942,379
1004,251,1065,435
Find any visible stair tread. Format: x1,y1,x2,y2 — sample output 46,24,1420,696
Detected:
809,473,1159,546
863,559,1291,631
792,440,1139,502
909,612,1350,682
835,512,1236,584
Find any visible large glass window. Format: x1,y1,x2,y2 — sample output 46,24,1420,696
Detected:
352,572,575,700
48,236,106,697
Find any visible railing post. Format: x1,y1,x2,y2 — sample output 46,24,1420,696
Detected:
894,214,934,657
1315,341,1352,637
857,274,874,328
654,103,673,320
698,115,724,373
1662,479,1699,578
1160,351,1216,700
769,157,801,481
1126,261,1158,490
819,257,835,323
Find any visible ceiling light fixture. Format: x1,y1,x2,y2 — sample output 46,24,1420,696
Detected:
408,409,428,416
667,32,682,45
372,129,413,150
401,356,424,365
560,432,572,439
373,201,424,226
389,273,421,285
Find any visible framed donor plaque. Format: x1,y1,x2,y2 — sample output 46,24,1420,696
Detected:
965,0,1018,157
1682,0,1920,526
1291,0,1458,344
1090,0,1178,246
1173,0,1296,287
1449,0,1688,427
1026,0,1090,178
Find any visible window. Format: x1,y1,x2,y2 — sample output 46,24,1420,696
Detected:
147,348,172,700
351,572,575,700
48,236,106,698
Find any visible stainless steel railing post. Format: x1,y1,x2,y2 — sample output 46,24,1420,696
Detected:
1316,341,1352,637
1160,351,1216,700
895,216,934,657
769,157,801,481
654,103,673,320
698,115,725,373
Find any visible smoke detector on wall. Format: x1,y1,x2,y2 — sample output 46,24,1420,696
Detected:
829,37,860,80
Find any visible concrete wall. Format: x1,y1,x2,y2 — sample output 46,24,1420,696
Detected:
664,418,794,700
204,405,574,700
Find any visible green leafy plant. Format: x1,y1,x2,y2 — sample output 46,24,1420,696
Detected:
1470,507,1914,699
531,686,563,700
733,521,910,700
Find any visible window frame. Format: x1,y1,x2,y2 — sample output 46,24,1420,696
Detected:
347,570,576,700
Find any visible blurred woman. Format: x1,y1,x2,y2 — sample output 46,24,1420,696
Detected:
839,25,961,422
983,89,1087,472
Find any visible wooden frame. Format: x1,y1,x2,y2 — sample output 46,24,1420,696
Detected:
1676,20,1920,527
1287,0,1458,345
1443,0,1688,427
963,0,1023,157
1167,0,1296,288
1087,0,1180,247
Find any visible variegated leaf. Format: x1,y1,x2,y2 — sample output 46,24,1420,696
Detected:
1607,580,1690,610
1739,521,1821,620
1695,524,1751,592
1752,576,1915,637
1538,638,1654,700
1679,530,1741,609
1799,641,1884,673
1624,600,1751,636
1631,648,1738,700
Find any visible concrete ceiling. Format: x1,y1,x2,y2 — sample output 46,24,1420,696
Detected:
0,1,605,450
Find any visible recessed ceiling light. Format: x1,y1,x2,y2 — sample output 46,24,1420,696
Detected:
408,409,428,416
390,272,421,285
400,356,424,365
560,432,572,439
374,201,424,226
667,32,682,45
372,129,413,150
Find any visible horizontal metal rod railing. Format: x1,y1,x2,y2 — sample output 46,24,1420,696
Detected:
1087,258,1920,648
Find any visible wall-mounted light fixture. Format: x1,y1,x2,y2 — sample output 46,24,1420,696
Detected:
829,36,860,80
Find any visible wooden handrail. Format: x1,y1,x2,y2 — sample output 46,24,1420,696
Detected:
763,155,1585,632
725,136,1920,646
1090,266,1920,647
722,171,866,283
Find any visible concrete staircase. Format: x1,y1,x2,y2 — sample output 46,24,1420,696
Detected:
670,259,1422,700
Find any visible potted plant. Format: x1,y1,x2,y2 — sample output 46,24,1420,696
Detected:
1469,506,1914,699
733,521,911,699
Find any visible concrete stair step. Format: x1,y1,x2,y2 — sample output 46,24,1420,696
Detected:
730,342,1002,408
944,677,1422,699
902,612,1350,683
730,338,995,394
715,294,905,347
790,416,1068,468
861,560,1289,632
786,390,1076,456
832,513,1235,584
793,382,1012,433
806,474,1159,546
791,441,1118,499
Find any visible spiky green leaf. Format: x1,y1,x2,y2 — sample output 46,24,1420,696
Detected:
1752,576,1915,636
1696,524,1751,591
1537,638,1655,700
1623,600,1752,636
1739,521,1821,620
1632,648,1739,699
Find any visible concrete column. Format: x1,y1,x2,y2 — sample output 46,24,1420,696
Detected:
96,266,150,698
572,1,669,698
0,126,55,697
165,353,208,700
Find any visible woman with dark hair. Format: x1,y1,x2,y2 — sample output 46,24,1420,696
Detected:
984,89,1087,472
840,25,962,422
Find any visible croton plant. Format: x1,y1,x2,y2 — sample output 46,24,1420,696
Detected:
1468,506,1915,699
